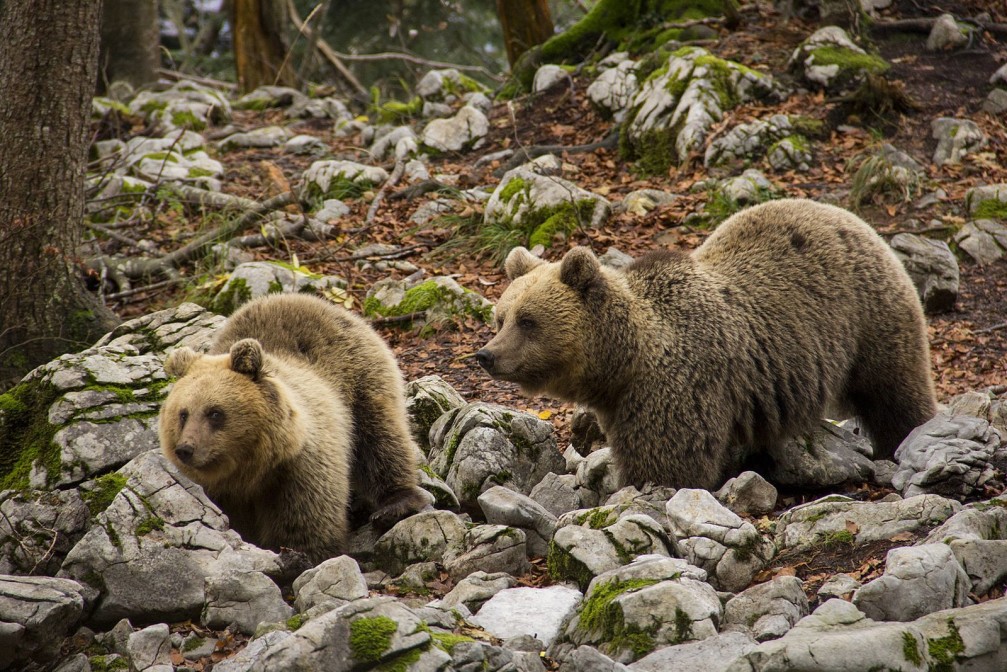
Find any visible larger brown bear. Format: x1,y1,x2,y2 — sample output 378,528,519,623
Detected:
159,293,430,562
477,199,937,490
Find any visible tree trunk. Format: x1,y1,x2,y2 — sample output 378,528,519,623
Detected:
231,0,297,93
98,0,160,93
496,0,555,67
0,0,120,391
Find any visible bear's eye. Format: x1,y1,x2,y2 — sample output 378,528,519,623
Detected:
517,316,536,331
206,408,226,428
178,409,189,426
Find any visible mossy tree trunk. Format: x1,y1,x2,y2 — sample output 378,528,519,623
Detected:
97,0,160,93
231,0,297,93
0,0,120,391
496,0,555,67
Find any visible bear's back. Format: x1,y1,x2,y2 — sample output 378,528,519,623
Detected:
209,293,400,405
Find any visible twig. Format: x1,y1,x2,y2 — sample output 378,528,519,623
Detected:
320,243,428,264
870,17,1007,37
86,222,145,251
492,128,620,177
370,311,427,327
286,0,368,98
157,68,236,91
389,179,456,201
975,321,1007,334
326,48,502,80
104,278,184,301
366,159,406,223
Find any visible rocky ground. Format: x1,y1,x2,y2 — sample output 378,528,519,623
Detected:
4,0,1007,670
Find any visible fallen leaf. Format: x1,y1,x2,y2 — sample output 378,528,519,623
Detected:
538,409,553,420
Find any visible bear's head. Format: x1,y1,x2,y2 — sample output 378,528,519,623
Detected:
476,246,606,401
158,338,302,491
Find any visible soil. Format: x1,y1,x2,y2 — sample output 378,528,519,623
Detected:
79,0,1007,663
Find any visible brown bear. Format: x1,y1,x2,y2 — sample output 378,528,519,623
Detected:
159,293,431,561
476,199,937,490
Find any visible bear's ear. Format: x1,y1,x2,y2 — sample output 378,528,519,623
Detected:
560,247,601,293
229,339,264,379
164,347,198,378
504,246,545,280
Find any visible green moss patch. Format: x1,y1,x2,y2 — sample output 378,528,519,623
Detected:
808,46,889,75
902,631,922,666
0,380,63,490
135,515,165,536
364,280,492,325
211,277,252,316
547,539,596,591
430,631,474,655
350,615,399,663
579,578,662,660
973,199,1007,220
927,619,965,672
82,473,128,516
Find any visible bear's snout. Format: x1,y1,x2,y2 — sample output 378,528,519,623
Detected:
174,443,195,464
475,349,495,372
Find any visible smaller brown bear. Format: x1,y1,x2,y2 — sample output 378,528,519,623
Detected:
159,294,430,561
476,199,937,490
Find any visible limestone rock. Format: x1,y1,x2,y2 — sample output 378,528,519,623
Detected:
724,576,809,641
931,118,987,165
472,585,583,647
890,232,959,313
853,544,970,621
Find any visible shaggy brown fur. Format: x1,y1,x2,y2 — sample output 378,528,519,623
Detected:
477,199,937,490
159,294,430,560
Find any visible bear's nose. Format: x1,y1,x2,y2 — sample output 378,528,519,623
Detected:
475,349,495,371
174,443,195,464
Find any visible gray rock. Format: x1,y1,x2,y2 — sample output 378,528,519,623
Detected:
982,88,1007,115
211,630,293,672
629,631,758,672
219,125,291,151
561,645,631,672
765,421,875,487
370,125,418,160
416,68,487,102
372,510,467,576
587,60,639,121
625,47,781,166
853,544,969,621
727,596,1007,671
788,26,886,92
965,183,1007,217
533,65,572,93
428,403,565,509
94,302,223,354
775,493,961,553
300,159,387,201
233,85,307,111
0,489,89,575
724,576,810,641
575,448,621,506
530,472,582,518
438,571,517,613
212,261,346,313
472,585,583,647
59,450,286,625
479,486,558,557
421,105,489,153
484,166,611,235
705,114,796,168
716,169,775,205
954,219,1007,265
292,555,367,612
817,573,861,601
924,501,1007,594
404,375,467,452
926,13,970,51
666,489,775,592
992,63,1007,86
564,554,723,663
946,388,1007,436
443,524,531,581
615,190,676,217
890,232,959,313
126,623,172,671
0,575,88,668
200,572,290,636
715,471,778,516
767,135,812,171
892,413,1002,499
365,275,492,330
932,117,987,165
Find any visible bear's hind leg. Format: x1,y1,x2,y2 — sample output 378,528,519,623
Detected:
848,359,937,461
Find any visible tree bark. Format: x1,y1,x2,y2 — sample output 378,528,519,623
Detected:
231,0,297,92
97,0,160,93
496,0,555,67
0,0,119,390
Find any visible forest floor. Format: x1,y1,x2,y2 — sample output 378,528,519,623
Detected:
86,0,1007,662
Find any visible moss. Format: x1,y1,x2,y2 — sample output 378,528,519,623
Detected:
364,280,490,325
808,46,889,75
143,151,179,163
89,655,129,672
378,97,423,124
499,177,528,203
135,515,165,536
431,631,475,654
817,529,856,547
188,167,216,178
902,631,922,666
444,432,462,467
927,619,965,672
0,379,63,490
286,614,307,631
972,200,1007,220
182,636,207,653
304,175,374,204
731,535,762,563
140,100,168,114
170,109,207,131
211,277,252,316
82,473,128,516
373,646,423,672
576,507,618,530
789,116,827,138
349,615,398,663
579,578,662,660
547,539,596,591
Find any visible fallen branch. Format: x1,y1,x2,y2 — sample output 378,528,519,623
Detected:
87,189,296,284
870,17,1007,37
389,179,457,201
157,68,236,91
330,243,428,264
105,278,185,302
492,129,620,177
326,48,502,81
975,321,1007,334
366,159,406,223
286,0,368,98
